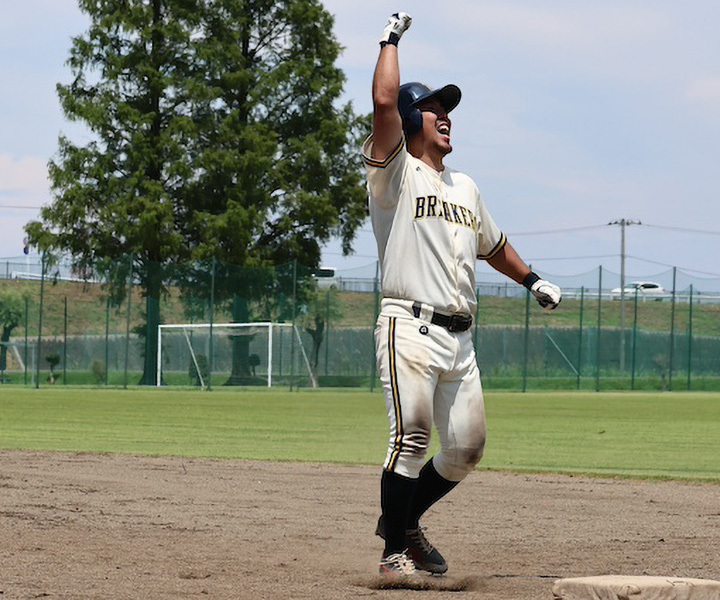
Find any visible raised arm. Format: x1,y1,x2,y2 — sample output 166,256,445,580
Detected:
371,13,412,161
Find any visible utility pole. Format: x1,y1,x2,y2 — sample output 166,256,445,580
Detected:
608,219,641,372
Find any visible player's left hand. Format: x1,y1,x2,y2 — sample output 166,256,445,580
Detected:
530,278,562,311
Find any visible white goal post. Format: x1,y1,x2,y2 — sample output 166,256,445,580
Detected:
157,322,317,388
0,341,37,385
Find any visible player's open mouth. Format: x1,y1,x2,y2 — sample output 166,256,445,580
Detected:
437,124,450,142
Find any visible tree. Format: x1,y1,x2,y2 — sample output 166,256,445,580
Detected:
46,353,61,384
248,353,261,376
0,290,25,383
26,0,368,385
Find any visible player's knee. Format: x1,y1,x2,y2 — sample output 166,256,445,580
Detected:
461,445,484,471
434,440,485,482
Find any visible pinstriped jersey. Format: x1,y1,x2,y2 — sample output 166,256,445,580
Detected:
363,135,506,316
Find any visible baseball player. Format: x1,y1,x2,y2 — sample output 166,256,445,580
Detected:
364,13,562,578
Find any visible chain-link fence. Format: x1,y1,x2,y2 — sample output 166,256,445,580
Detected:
1,255,719,390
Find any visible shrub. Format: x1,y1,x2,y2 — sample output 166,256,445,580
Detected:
91,360,106,384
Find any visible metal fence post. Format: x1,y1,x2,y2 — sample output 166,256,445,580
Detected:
123,254,134,389
687,284,693,390
595,266,602,392
63,297,68,384
24,296,29,385
668,266,677,390
324,289,330,377
105,296,110,385
631,287,639,390
577,286,584,390
35,251,46,389
289,259,297,391
208,257,216,391
522,266,531,392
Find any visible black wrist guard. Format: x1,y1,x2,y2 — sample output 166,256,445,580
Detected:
380,33,400,47
522,271,541,290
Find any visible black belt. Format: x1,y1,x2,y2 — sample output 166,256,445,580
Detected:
412,302,473,333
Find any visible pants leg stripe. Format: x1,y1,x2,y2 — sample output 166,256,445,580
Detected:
386,317,403,472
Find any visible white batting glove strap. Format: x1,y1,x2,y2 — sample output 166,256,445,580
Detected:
530,279,562,311
380,12,412,45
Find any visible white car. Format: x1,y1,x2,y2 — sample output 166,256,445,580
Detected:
610,281,666,300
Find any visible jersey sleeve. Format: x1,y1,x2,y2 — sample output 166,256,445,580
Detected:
476,192,507,260
362,134,408,209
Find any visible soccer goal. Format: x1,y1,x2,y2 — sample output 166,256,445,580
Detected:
157,322,317,388
0,341,37,385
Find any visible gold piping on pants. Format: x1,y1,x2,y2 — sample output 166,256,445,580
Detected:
387,317,403,472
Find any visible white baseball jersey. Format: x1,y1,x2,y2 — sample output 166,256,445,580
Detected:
362,135,506,316
364,134,504,482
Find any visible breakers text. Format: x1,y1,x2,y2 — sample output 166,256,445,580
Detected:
414,196,476,230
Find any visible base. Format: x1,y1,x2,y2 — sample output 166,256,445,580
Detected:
552,575,720,600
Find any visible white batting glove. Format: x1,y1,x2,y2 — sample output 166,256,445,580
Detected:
379,12,412,46
523,272,562,311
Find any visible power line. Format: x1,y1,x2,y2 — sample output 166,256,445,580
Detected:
508,222,720,237
0,205,43,210
642,223,720,236
626,255,720,277
508,224,605,236
524,254,617,261
322,251,377,259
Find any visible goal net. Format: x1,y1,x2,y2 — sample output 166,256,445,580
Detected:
0,341,37,385
157,322,317,388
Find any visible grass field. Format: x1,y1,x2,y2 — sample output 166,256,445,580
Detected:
1,387,719,483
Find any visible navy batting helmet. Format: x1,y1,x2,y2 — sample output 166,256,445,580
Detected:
398,82,462,136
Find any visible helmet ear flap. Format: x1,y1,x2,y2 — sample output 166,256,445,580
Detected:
404,108,423,137
398,82,428,138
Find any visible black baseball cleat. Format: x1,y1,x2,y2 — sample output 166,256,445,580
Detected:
375,516,448,575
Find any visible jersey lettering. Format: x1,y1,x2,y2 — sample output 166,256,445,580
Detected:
451,205,463,225
413,196,475,230
441,201,452,222
458,205,470,227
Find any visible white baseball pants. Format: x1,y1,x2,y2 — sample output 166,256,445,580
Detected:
375,300,486,482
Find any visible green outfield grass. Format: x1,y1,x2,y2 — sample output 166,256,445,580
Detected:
1,388,719,482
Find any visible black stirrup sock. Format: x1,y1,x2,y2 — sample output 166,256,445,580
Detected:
407,459,459,529
380,469,418,555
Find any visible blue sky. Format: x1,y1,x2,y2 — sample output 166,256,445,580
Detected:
2,0,719,290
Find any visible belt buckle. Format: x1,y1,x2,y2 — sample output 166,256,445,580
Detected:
448,314,471,333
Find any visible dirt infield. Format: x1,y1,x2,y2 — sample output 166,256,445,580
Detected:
1,451,719,600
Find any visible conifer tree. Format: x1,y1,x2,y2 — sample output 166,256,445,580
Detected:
27,0,368,384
